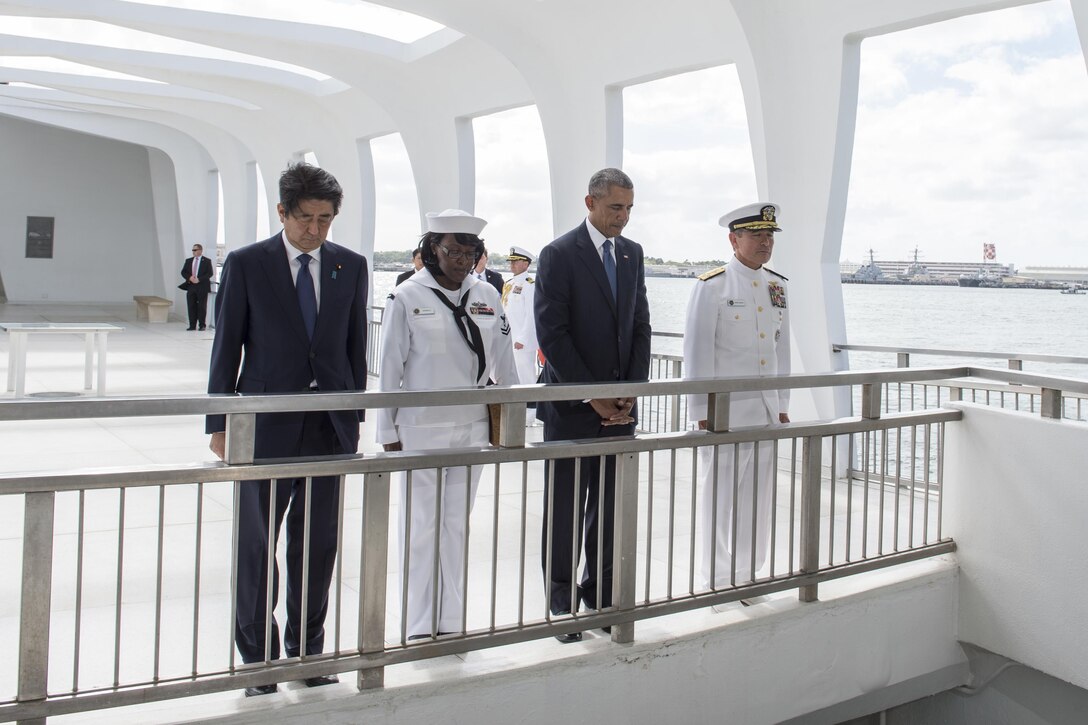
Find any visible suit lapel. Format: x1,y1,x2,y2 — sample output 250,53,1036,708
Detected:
575,226,617,317
257,235,310,344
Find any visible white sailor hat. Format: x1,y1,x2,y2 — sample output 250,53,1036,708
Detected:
426,209,487,236
719,202,782,232
508,245,534,263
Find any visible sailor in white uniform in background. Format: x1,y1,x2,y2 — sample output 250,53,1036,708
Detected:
377,209,518,639
683,202,791,590
501,245,540,386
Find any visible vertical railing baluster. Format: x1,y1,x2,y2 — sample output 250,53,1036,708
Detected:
359,471,390,691
18,491,56,725
799,436,822,603
611,451,639,644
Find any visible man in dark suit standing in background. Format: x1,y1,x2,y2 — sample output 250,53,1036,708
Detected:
395,247,423,286
180,243,213,330
206,162,368,695
534,168,652,641
473,248,505,294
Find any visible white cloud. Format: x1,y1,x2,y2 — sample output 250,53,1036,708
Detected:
843,0,1088,267
622,65,758,262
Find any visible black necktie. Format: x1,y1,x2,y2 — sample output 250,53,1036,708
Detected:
296,253,317,339
603,239,618,301
430,287,487,384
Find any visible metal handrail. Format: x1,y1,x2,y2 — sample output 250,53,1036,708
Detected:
4,366,1084,721
832,342,1088,367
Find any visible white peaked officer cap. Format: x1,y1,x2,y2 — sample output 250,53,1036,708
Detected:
719,202,783,232
426,209,487,236
508,245,535,263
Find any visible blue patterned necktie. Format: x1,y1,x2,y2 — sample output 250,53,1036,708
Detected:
602,239,617,301
296,253,317,339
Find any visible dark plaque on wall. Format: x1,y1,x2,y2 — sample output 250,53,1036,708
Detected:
26,216,55,259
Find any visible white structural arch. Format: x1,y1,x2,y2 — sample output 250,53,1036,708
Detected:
1,0,1084,421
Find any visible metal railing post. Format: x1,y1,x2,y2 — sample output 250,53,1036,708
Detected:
707,392,731,432
224,412,256,465
1040,388,1063,420
799,436,822,603
358,471,390,690
496,402,527,448
18,491,56,725
669,359,683,432
861,383,882,420
897,352,910,368
611,452,640,644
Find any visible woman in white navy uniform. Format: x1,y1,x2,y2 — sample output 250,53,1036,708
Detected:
377,209,518,639
683,203,790,590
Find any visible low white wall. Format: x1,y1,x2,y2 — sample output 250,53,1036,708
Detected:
0,116,161,303
119,561,963,725
944,402,1088,691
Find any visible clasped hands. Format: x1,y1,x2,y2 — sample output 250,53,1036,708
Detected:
590,397,635,426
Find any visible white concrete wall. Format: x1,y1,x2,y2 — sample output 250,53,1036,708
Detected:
944,401,1088,691
149,562,964,725
0,116,160,303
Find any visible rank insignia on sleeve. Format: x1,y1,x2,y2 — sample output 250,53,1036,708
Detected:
500,314,511,335
768,281,787,308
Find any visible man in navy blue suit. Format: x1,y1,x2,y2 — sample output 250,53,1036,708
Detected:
534,168,652,641
206,163,368,695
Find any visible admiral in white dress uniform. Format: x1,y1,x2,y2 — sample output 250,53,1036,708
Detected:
377,209,518,639
501,245,540,386
683,203,791,588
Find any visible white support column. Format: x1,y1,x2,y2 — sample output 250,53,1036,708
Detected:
536,81,622,235
730,0,862,420
401,115,471,225
355,137,377,268
1070,0,1088,76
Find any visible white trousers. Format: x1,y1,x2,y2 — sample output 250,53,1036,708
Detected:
397,421,487,637
699,437,776,588
512,345,538,386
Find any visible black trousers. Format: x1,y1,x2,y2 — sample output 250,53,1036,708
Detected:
541,447,617,616
186,288,208,328
234,411,342,663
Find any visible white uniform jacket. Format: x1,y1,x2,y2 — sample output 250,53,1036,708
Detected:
501,269,539,384
377,267,518,445
502,269,538,351
684,257,790,425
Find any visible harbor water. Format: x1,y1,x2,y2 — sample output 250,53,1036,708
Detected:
373,271,1088,380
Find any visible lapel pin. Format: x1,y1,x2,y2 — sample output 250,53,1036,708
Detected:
331,263,342,280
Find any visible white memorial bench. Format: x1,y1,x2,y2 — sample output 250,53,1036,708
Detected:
132,295,172,323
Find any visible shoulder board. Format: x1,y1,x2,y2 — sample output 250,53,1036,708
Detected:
386,292,395,300
765,267,788,281
525,276,534,283
697,265,727,282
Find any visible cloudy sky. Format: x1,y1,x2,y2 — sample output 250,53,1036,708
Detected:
369,0,1088,270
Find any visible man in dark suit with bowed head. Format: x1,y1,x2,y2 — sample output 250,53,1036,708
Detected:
206,162,368,696
180,243,213,330
534,168,652,641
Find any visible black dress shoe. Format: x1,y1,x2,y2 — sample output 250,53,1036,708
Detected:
186,326,196,331
244,683,277,697
554,631,583,644
304,674,339,688
198,325,206,331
